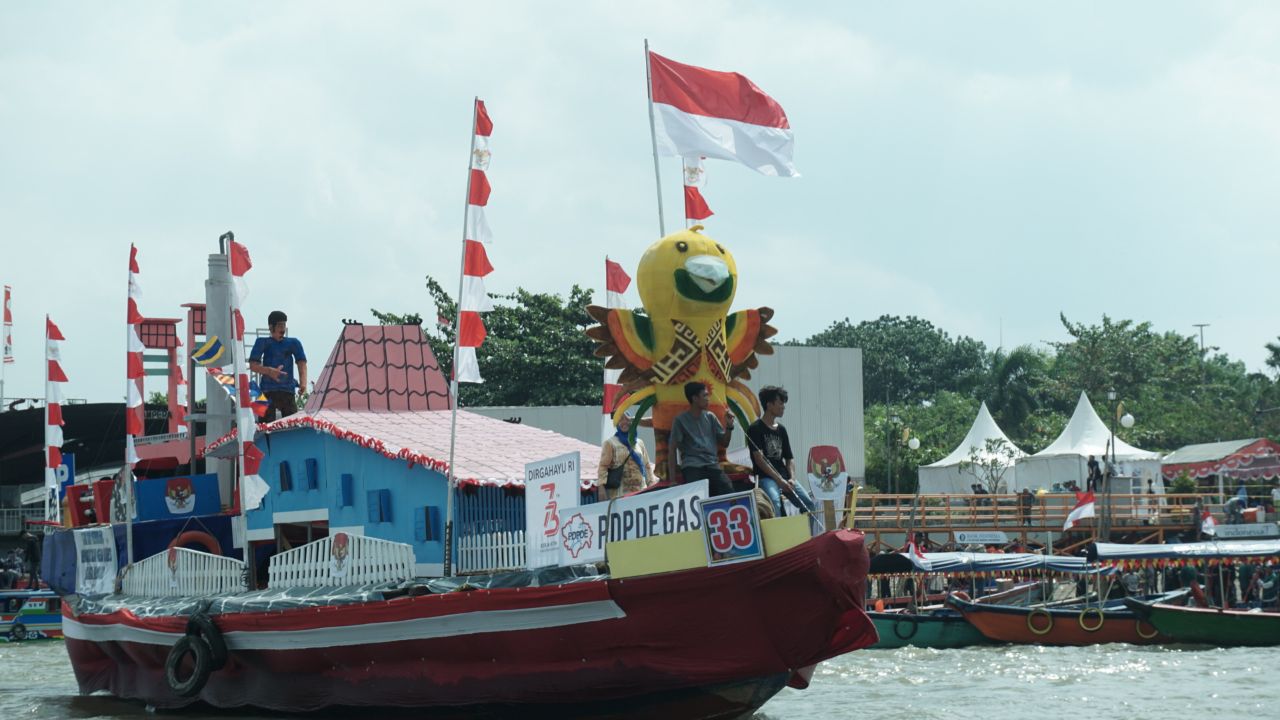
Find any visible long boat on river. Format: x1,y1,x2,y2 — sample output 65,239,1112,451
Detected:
1123,599,1280,646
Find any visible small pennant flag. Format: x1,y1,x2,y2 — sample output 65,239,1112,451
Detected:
192,336,226,366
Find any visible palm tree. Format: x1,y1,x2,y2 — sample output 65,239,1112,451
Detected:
981,345,1046,437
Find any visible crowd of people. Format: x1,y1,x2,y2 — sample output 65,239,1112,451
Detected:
0,529,42,589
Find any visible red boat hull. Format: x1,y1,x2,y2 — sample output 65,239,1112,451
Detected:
948,596,1167,646
64,530,874,715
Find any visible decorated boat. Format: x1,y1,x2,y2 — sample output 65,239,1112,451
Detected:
1123,599,1280,646
0,589,62,642
40,207,875,716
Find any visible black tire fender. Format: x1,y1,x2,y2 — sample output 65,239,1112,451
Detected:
186,612,228,670
892,615,919,640
165,635,212,697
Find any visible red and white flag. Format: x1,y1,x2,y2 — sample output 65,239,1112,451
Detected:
1201,508,1217,535
649,51,798,177
1063,491,1096,531
682,157,713,224
227,238,268,511
601,258,632,438
456,99,494,385
904,534,932,571
45,316,67,522
3,285,13,364
125,245,145,462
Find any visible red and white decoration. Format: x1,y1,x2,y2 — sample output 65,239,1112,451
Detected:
601,258,632,438
227,238,269,512
3,284,12,364
1201,508,1217,535
45,316,67,522
648,51,798,177
904,533,932,571
1063,491,1096,531
682,157,713,224
125,245,145,466
455,99,495,384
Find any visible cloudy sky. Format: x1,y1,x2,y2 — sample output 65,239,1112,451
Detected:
3,1,1279,403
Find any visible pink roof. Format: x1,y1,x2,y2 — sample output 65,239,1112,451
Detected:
245,323,602,487
304,324,451,413
265,409,600,487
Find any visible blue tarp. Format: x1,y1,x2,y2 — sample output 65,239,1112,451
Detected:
1089,539,1280,562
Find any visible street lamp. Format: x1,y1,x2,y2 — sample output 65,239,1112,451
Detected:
1103,389,1136,540
887,414,901,495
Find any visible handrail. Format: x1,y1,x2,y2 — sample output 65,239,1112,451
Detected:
119,547,246,597
849,492,1226,532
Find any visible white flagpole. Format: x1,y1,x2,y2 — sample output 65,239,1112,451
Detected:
644,39,667,237
443,97,481,578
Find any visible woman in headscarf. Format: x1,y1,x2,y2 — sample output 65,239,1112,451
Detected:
597,410,653,500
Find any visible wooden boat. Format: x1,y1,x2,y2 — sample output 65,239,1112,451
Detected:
1124,599,1280,646
946,592,1183,646
0,589,63,642
61,529,874,716
868,608,989,649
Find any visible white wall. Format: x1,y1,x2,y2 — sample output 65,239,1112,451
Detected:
469,345,865,482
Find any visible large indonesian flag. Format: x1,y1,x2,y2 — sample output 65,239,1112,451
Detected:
1063,491,1096,531
1201,507,1217,535
649,51,798,177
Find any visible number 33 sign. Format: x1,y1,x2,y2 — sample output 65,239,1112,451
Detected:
699,490,764,566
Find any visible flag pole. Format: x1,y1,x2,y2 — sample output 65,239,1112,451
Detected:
644,39,667,237
443,97,481,578
123,257,135,567
43,315,51,523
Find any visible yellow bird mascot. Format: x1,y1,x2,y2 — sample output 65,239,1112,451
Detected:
586,225,777,480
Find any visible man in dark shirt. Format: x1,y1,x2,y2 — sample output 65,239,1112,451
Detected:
1086,455,1100,492
19,528,41,589
668,381,735,496
747,385,816,517
249,310,307,419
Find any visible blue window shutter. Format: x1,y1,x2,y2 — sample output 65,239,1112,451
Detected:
279,462,293,492
367,490,381,523
427,506,442,542
414,508,427,542
305,459,319,490
379,489,393,523
340,474,354,507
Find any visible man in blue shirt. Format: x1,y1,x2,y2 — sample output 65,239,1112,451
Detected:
249,310,307,419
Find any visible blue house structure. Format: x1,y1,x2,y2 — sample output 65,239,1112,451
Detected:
239,324,599,577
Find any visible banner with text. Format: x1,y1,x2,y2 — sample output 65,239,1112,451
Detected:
556,480,709,566
73,526,117,595
525,452,581,569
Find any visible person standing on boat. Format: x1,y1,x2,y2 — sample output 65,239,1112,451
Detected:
249,310,307,419
668,381,735,496
1086,455,1101,492
747,386,817,517
597,409,652,500
19,528,41,589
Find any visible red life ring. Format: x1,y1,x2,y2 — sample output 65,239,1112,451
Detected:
168,531,222,556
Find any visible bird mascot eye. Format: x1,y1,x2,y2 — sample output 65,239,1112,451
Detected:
676,241,688,252
716,244,725,254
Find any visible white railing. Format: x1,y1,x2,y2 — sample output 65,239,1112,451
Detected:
268,532,415,589
0,508,46,535
120,547,247,597
457,531,526,574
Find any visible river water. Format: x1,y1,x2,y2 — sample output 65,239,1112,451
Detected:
1,642,1274,719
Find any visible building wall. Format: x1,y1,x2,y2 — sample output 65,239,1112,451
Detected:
471,345,865,483
244,429,449,575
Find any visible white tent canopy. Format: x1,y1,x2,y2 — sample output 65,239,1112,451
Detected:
1015,392,1162,493
917,402,1028,494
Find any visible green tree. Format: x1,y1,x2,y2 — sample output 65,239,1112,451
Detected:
864,391,980,495
799,315,988,405
372,276,602,407
978,344,1048,440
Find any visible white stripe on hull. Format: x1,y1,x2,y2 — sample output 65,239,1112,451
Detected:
64,599,626,650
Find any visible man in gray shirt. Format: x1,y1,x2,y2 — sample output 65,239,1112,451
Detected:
668,381,735,496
